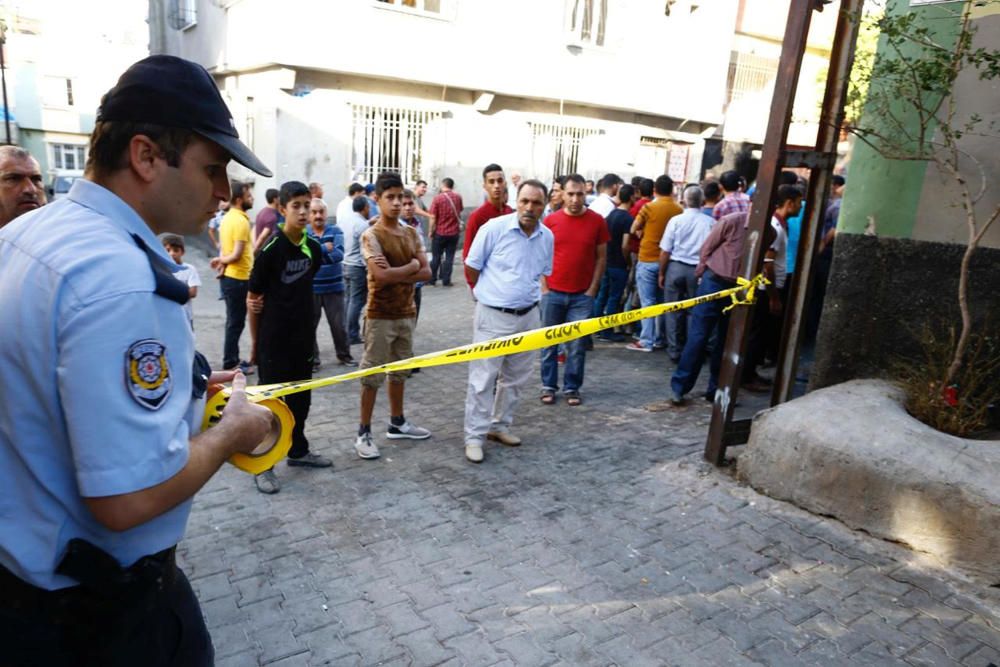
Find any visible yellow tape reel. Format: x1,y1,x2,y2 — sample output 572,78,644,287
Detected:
201,388,295,475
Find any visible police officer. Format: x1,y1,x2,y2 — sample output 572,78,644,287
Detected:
0,56,273,666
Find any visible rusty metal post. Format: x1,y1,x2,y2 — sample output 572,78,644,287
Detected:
704,0,821,466
772,0,863,404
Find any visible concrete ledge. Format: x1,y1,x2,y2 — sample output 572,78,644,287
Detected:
738,379,1000,581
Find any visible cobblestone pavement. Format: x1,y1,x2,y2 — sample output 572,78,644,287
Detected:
182,249,1000,666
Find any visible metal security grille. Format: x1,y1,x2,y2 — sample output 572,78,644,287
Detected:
726,51,780,105
351,105,441,184
530,123,601,182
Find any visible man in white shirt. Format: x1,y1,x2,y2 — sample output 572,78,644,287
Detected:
463,180,553,464
658,185,715,362
341,196,372,344
335,182,365,224
588,173,621,218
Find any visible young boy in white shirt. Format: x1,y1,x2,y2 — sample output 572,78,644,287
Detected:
160,233,201,329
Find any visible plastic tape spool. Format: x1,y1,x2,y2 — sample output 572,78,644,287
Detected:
201,388,295,475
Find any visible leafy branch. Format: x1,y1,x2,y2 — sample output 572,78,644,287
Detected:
844,0,1000,399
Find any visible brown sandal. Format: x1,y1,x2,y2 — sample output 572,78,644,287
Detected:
566,393,582,406
540,392,556,405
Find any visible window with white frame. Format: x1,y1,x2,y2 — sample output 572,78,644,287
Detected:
41,76,74,108
530,123,601,182
50,144,87,171
373,0,446,17
168,0,197,30
566,0,608,47
351,105,441,185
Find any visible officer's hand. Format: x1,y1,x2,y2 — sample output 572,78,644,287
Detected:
209,370,237,384
220,372,272,456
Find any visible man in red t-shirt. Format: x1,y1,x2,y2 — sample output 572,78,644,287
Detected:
539,174,609,406
462,163,512,287
427,177,464,286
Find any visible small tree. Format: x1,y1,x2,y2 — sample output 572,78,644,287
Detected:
844,0,1000,424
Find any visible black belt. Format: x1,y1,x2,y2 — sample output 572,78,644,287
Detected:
1,542,177,617
484,302,537,316
704,269,738,287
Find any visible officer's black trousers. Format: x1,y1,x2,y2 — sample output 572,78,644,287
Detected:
0,565,212,667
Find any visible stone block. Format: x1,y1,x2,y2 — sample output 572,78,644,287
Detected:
738,380,1000,581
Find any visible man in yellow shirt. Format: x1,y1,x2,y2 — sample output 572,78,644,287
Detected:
626,175,682,352
210,180,255,372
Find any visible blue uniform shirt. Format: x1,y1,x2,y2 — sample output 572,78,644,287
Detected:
0,179,199,590
465,212,554,309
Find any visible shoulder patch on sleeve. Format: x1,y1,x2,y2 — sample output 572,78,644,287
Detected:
126,339,172,410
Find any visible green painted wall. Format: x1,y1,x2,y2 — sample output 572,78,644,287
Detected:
839,0,965,238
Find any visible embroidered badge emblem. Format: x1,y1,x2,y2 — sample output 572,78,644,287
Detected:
126,339,172,410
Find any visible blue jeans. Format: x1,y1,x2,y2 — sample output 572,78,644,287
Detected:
540,290,593,394
635,261,665,349
592,266,628,317
344,263,367,343
671,270,734,399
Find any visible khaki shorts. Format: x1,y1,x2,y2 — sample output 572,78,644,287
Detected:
360,317,415,388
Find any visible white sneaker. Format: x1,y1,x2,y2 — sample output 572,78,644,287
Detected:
386,420,431,440
465,441,484,463
355,432,380,459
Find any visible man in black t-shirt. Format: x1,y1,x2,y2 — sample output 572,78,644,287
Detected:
248,181,331,494
593,183,635,342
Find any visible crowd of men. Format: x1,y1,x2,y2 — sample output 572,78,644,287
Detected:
0,54,852,665
0,138,846,477
200,159,845,469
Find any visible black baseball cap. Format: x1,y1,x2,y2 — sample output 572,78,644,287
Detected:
97,55,272,177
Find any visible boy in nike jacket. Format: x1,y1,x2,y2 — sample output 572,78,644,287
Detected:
247,180,330,494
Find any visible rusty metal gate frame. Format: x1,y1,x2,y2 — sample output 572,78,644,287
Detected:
704,0,864,465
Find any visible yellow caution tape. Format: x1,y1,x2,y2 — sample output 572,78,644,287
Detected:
203,393,296,474
213,273,767,473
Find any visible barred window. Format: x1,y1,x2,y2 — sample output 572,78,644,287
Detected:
726,51,780,106
567,0,608,46
351,105,441,185
530,123,601,183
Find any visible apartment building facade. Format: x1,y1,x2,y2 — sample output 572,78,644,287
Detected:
149,0,747,204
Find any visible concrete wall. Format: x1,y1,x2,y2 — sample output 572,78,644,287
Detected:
218,66,711,209
812,234,1000,388
814,1,1000,387
838,2,1000,249
151,0,737,127
150,0,747,209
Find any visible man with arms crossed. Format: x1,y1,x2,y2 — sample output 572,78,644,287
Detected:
463,180,553,463
354,172,433,460
0,55,271,666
